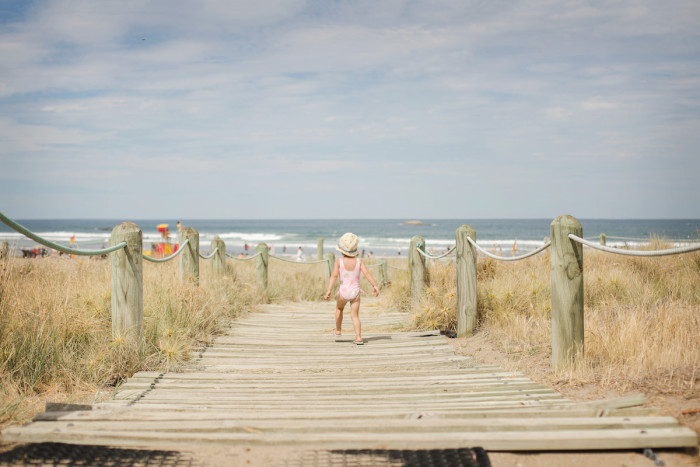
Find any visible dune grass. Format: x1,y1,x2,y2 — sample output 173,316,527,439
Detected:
0,254,329,428
2,244,696,428
385,240,700,394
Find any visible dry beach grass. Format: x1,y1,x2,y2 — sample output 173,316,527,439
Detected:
384,240,700,438
0,254,326,428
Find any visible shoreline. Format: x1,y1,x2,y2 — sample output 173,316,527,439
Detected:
3,237,698,260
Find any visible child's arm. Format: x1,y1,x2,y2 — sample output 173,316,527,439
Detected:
324,259,340,300
359,260,380,297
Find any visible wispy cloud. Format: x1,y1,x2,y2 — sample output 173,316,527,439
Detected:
0,0,698,218
580,97,619,111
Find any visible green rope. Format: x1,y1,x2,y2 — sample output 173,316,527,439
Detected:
0,211,127,256
269,254,328,265
415,246,456,260
569,234,700,257
199,247,219,259
468,237,551,262
226,251,261,261
142,239,189,263
606,235,700,243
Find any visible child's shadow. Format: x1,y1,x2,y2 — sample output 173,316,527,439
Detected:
334,335,392,343
364,336,392,342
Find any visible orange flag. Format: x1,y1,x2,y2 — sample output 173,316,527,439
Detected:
70,235,76,245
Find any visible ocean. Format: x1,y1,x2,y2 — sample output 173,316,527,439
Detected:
1,218,698,257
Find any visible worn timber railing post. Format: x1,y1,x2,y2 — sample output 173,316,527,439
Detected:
178,227,199,285
378,260,388,287
0,239,7,260
456,225,477,337
599,233,606,246
550,215,584,371
109,222,143,339
409,235,428,298
324,252,335,281
211,236,226,281
318,237,324,260
256,242,269,292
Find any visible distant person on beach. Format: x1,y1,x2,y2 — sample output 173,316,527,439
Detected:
177,220,182,232
324,233,379,345
296,246,304,261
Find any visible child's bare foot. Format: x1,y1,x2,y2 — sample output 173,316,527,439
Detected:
333,329,341,336
354,337,363,345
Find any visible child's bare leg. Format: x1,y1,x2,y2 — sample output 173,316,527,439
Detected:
335,297,347,335
350,297,362,342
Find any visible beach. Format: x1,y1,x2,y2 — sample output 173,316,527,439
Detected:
1,218,698,258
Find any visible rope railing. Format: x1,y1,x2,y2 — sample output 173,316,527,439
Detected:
415,245,457,260
198,247,219,260
0,211,336,342
0,211,127,256
605,235,700,243
269,254,328,265
467,237,551,262
142,239,189,263
226,251,261,261
568,234,700,257
387,264,409,271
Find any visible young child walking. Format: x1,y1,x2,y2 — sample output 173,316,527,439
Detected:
324,233,379,345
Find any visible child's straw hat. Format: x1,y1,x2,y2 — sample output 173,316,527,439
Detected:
336,233,359,257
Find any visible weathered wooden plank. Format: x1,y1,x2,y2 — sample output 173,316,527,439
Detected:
14,416,683,434
129,399,569,410
116,380,546,392
113,388,563,403
30,406,660,423
128,367,511,380
3,426,696,451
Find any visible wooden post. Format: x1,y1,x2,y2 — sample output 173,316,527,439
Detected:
409,235,428,298
378,261,388,287
550,215,584,371
256,242,269,292
0,240,8,260
456,225,477,337
599,233,606,246
210,236,226,281
324,252,335,281
318,237,324,260
109,222,143,339
178,227,199,285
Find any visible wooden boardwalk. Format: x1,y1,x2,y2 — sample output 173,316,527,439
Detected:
3,298,697,451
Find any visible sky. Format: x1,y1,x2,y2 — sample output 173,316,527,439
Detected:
0,0,699,220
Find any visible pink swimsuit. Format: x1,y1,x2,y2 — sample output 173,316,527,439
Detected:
338,257,361,301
